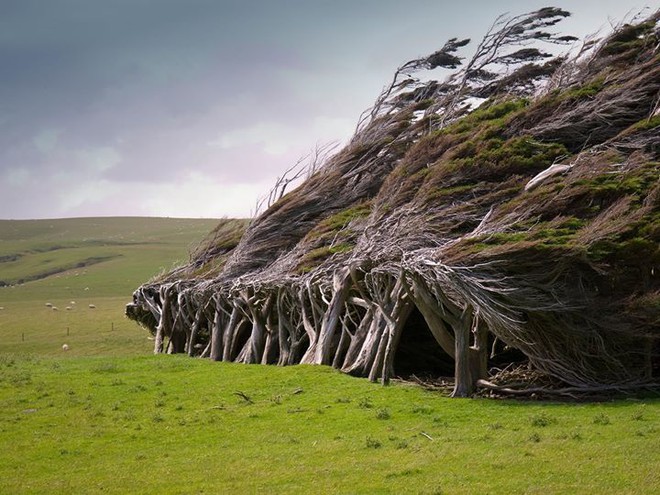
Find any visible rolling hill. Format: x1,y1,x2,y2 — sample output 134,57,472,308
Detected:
0,217,245,355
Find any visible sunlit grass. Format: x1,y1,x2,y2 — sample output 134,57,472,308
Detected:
0,355,657,494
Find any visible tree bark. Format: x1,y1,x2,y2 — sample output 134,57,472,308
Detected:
154,286,172,354
380,298,414,383
222,304,240,361
276,292,292,366
342,307,373,369
314,268,352,365
469,319,489,382
210,300,224,361
187,307,203,356
452,307,474,398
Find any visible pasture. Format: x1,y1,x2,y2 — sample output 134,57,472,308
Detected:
0,218,657,494
0,217,218,355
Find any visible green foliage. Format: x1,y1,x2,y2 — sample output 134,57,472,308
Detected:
376,408,392,420
449,98,530,134
593,413,612,425
184,219,250,279
623,115,660,134
560,77,605,101
573,162,658,202
296,244,354,273
457,136,568,175
295,203,371,273
190,219,249,257
365,435,382,449
411,132,569,214
529,217,586,246
424,184,476,203
306,202,372,241
600,20,657,56
459,216,589,258
531,413,555,427
588,237,659,264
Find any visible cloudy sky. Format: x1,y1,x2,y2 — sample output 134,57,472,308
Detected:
0,0,651,219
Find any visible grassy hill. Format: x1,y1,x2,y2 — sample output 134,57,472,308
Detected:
0,217,227,355
0,217,223,294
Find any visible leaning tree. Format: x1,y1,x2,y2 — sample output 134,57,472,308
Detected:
127,8,659,398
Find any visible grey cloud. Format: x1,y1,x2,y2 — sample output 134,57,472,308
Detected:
0,0,647,219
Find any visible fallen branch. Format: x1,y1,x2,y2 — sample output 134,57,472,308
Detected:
476,379,660,398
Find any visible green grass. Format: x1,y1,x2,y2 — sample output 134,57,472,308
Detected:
0,217,219,354
0,355,657,494
0,217,658,494
0,297,152,356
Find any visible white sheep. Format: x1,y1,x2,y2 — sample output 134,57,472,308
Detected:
45,302,53,308
62,344,69,351
65,306,72,311
88,304,96,309
52,306,59,311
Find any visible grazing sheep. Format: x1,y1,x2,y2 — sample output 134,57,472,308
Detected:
45,303,53,308
52,306,59,311
70,301,76,305
65,306,72,311
0,307,4,310
62,344,69,351
88,304,96,309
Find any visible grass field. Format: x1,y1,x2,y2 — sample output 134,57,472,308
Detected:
0,217,219,355
0,217,658,494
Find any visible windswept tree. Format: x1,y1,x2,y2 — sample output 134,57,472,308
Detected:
127,8,659,398
359,7,578,133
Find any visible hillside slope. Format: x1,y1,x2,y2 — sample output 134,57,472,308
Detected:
0,217,229,290
128,9,659,397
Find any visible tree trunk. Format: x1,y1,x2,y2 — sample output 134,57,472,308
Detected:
154,286,172,354
210,301,224,361
187,307,203,356
314,268,352,364
343,313,384,376
276,290,292,365
469,319,489,382
222,304,240,361
452,308,474,398
341,308,373,369
380,296,414,383
331,324,351,369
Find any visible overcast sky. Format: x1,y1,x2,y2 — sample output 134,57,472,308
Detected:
0,0,652,219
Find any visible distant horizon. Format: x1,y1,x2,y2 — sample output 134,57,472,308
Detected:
0,1,650,221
